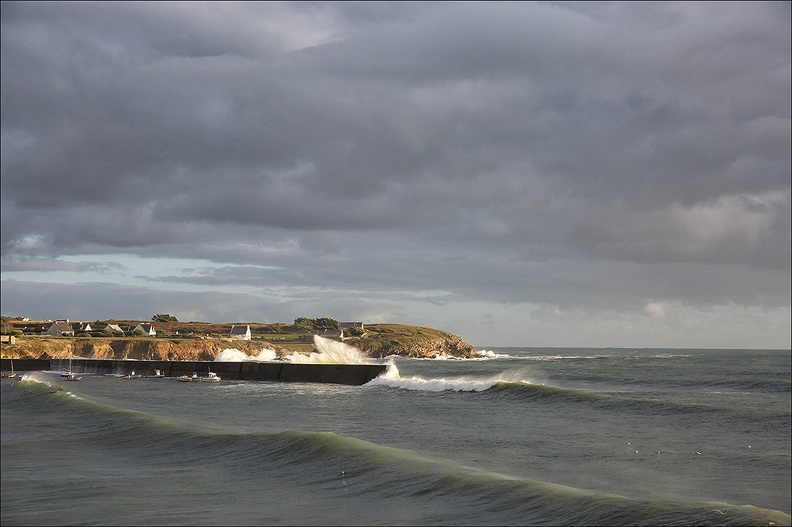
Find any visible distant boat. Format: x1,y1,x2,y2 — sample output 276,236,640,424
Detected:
151,369,165,378
120,370,142,380
177,372,200,382
62,356,82,381
2,359,17,378
202,370,221,383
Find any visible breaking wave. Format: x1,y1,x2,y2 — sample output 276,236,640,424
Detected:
214,336,373,365
366,369,538,392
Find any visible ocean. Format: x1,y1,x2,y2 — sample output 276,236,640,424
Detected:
1,342,790,526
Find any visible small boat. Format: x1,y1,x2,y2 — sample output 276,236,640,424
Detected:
120,370,142,380
152,369,165,378
177,373,200,382
63,371,82,381
62,356,82,381
202,371,221,383
2,359,17,378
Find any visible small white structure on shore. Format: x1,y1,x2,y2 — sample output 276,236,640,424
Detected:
71,321,92,332
104,324,125,335
44,320,75,336
133,323,156,336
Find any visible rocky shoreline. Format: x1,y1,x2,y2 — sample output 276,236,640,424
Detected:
0,324,477,361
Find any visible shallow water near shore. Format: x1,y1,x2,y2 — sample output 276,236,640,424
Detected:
2,346,790,526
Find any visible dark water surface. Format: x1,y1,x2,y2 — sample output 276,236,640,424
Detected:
2,346,789,525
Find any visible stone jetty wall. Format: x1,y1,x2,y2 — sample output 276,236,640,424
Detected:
1,358,387,386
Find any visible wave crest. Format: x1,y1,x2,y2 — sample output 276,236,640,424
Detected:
367,370,538,392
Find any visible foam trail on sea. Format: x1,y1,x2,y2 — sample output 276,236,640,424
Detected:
411,350,516,360
366,369,538,392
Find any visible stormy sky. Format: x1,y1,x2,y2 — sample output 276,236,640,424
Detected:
1,1,790,348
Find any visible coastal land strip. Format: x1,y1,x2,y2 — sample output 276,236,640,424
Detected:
0,321,476,361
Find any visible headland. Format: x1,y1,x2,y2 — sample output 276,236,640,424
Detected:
0,321,476,361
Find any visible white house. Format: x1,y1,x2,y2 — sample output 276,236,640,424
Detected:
71,322,92,333
229,324,251,340
44,321,75,336
104,324,125,335
133,323,156,336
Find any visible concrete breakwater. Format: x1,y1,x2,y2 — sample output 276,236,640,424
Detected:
1,358,388,386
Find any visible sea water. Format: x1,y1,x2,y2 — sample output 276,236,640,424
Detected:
1,345,789,526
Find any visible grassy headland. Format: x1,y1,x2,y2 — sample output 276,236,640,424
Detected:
0,320,475,361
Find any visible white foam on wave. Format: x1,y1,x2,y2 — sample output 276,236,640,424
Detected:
380,361,400,380
366,369,537,392
19,371,53,385
18,372,80,396
475,349,515,359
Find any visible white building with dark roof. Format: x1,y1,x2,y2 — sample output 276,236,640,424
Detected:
44,320,75,336
133,323,156,336
104,324,125,335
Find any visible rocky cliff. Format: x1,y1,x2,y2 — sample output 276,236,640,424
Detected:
0,337,272,361
350,324,477,358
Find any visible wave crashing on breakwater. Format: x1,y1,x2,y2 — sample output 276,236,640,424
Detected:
214,335,372,365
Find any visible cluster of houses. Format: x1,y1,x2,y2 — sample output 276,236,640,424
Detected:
43,320,155,337
38,320,365,341
40,321,262,341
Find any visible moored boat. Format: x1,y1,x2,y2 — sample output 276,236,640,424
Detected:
2,359,16,378
62,356,82,381
202,371,221,383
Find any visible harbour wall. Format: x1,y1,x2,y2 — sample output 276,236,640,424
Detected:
1,358,388,386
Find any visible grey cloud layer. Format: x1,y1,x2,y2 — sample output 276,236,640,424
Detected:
1,2,789,329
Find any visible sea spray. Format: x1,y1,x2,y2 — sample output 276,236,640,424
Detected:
214,337,373,364
214,348,278,362
382,361,400,380
285,336,369,364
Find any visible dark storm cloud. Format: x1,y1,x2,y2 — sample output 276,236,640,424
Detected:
1,2,789,345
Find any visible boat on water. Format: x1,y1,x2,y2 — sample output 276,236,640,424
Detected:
120,370,142,380
152,369,165,378
177,373,200,382
202,371,221,383
62,357,82,381
2,359,17,378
